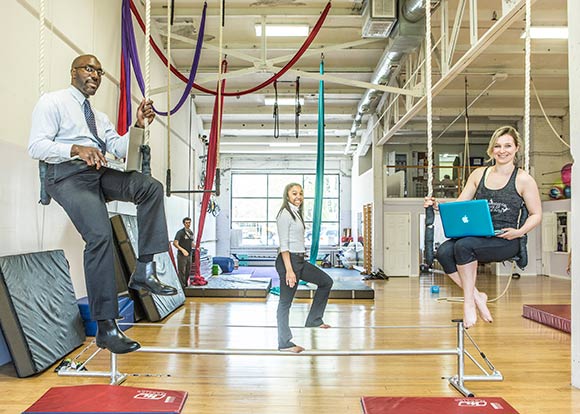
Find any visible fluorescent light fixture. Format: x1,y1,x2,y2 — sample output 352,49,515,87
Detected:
269,142,301,147
520,26,568,39
264,97,305,106
255,24,309,37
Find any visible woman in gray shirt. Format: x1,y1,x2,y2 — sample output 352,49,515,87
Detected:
275,183,333,353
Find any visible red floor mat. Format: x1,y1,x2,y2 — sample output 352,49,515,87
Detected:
24,385,187,413
522,304,571,333
361,397,519,414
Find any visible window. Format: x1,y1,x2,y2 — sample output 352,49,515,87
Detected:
231,173,340,248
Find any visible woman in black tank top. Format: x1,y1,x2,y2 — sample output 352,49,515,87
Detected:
424,126,542,329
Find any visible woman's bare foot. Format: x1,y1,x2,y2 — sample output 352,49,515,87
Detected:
279,345,305,353
463,301,478,329
318,323,331,329
474,291,493,323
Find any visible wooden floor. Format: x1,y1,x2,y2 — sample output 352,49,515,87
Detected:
1,273,579,413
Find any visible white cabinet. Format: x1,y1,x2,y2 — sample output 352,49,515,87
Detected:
541,211,571,277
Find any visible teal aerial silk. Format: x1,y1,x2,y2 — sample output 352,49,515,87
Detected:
309,58,325,264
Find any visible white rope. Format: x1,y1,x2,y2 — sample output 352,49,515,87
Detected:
425,0,433,197
216,0,224,167
38,0,47,251
144,0,151,145
166,0,171,167
39,0,46,96
523,0,531,172
532,79,570,148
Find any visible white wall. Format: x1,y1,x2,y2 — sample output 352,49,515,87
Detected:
0,0,211,297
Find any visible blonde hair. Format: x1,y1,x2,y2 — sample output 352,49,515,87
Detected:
486,125,522,166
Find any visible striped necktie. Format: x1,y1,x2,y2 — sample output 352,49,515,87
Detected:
83,100,106,154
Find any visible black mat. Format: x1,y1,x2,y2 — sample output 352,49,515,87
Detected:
185,275,272,298
296,279,375,299
110,215,185,322
0,250,85,377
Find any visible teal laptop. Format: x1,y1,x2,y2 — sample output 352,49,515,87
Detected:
439,199,500,238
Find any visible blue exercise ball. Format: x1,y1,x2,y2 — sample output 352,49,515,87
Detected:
549,182,566,199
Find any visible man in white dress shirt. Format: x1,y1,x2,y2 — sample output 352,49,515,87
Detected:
28,54,177,354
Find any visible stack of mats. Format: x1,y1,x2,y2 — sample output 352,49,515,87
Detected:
0,250,85,377
110,214,185,322
198,248,212,279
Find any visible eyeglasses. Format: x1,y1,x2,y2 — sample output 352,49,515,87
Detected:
74,65,105,77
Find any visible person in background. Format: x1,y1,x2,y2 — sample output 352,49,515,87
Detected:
441,174,457,198
28,54,177,354
173,217,194,288
275,183,334,353
425,126,542,329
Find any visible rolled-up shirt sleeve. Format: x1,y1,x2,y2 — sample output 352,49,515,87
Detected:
277,210,292,252
28,94,73,162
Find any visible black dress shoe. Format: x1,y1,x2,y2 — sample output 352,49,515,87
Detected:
128,261,178,296
96,319,141,354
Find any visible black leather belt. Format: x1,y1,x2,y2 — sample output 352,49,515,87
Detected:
291,252,305,257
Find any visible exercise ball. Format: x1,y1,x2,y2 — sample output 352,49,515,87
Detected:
561,163,572,186
564,185,571,198
549,182,566,199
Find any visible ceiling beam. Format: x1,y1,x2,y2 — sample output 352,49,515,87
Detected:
152,6,361,18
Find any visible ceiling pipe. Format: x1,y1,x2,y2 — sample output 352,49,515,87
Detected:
346,0,432,155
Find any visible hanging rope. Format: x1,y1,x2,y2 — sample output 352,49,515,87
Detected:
462,77,470,186
295,77,301,138
215,0,225,183
143,0,151,146
128,0,332,97
309,55,325,265
165,0,172,195
37,0,49,251
524,0,531,172
273,80,280,138
531,79,570,148
423,0,435,268
39,0,46,96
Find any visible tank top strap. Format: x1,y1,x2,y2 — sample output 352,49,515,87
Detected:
475,167,490,197
507,166,520,190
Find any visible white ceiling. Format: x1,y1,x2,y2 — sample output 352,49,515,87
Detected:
148,0,569,157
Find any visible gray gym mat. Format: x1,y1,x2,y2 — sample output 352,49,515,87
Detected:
0,250,85,377
110,214,185,322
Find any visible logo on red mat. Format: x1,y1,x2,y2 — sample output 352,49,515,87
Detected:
134,390,167,400
457,399,488,407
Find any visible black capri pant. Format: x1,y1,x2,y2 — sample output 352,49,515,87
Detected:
436,237,520,274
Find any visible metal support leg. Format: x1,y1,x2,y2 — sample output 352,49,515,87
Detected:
448,319,503,396
57,348,127,385
449,320,475,397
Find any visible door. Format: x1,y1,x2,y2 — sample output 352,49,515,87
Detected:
384,212,411,276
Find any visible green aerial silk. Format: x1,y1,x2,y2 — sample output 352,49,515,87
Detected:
309,58,325,265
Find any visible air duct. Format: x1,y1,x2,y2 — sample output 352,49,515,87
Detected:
347,0,434,155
